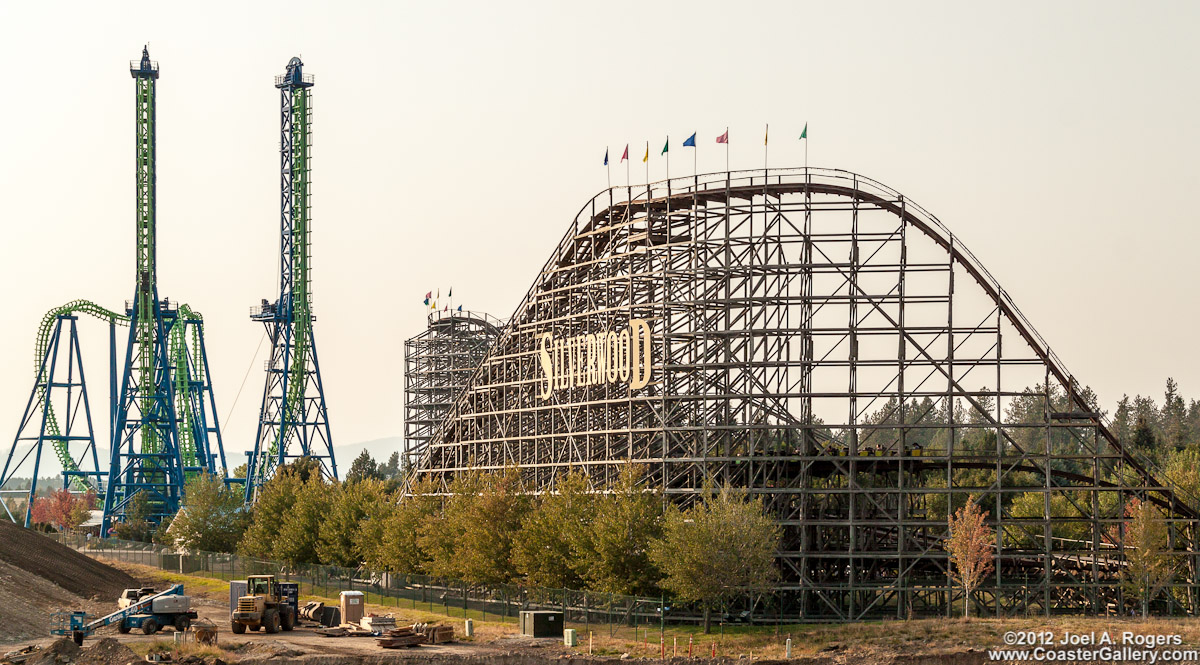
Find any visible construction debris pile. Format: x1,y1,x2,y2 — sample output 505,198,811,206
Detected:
310,611,453,649
377,622,454,649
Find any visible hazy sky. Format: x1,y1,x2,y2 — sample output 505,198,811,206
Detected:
0,1,1197,476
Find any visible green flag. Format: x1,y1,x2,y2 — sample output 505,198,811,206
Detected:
800,123,808,140
662,138,669,155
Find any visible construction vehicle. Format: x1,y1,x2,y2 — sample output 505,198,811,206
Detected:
51,584,197,644
231,575,295,634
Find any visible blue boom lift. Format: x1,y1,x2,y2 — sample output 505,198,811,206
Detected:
51,584,197,645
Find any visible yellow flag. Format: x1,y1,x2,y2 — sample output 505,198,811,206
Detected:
642,142,649,163
764,124,769,146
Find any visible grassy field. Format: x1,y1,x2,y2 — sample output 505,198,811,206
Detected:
107,561,1200,661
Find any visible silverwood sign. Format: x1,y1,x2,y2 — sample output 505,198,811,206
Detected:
537,319,653,399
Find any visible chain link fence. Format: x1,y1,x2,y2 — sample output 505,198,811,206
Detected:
52,533,755,643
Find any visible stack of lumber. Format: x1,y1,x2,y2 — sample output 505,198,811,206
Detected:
360,614,396,633
376,626,424,649
412,622,455,644
315,625,377,638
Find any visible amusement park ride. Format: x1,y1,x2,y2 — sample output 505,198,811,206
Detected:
0,48,337,528
244,56,337,500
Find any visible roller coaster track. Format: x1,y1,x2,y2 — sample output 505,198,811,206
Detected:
27,300,212,490
409,167,1199,521
30,301,128,490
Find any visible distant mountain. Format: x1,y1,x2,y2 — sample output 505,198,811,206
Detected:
331,436,405,466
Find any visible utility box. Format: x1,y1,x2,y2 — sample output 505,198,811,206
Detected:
319,606,341,628
230,581,247,612
564,628,577,647
151,595,190,614
279,582,299,616
520,610,563,638
340,591,365,626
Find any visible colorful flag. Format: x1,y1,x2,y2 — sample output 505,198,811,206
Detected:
764,124,769,145
800,123,807,140
425,291,431,299
621,145,629,162
457,305,463,312
661,138,669,155
604,149,609,166
444,305,448,312
683,133,696,147
449,287,453,297
642,142,649,163
423,298,429,306
716,129,728,144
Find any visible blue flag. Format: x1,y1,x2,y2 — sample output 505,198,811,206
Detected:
682,133,696,147
603,149,609,166
457,305,463,312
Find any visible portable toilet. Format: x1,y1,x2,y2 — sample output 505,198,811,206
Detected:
340,590,365,626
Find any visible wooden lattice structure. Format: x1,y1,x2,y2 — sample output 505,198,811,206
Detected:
406,167,1200,620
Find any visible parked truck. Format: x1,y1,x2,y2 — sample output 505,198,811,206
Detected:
231,575,296,634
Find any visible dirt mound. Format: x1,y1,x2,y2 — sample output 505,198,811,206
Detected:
26,638,79,665
233,640,304,660
0,521,135,599
75,638,137,665
0,559,106,644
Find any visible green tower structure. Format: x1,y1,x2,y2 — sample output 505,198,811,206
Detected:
245,57,336,499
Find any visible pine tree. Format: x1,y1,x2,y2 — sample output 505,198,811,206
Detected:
1113,395,1133,443
380,452,401,479
1162,378,1190,450
1133,415,1158,451
346,450,381,484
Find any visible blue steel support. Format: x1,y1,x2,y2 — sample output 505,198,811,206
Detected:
102,48,227,529
245,57,336,500
0,316,103,526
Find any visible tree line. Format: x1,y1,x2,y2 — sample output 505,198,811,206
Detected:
158,456,778,633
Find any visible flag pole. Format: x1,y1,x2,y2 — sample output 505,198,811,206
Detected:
626,145,630,192
645,140,649,190
606,149,611,191
666,136,670,182
764,123,769,172
725,127,730,174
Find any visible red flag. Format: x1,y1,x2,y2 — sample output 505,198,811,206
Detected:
620,144,629,162
716,129,729,144
425,291,432,299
